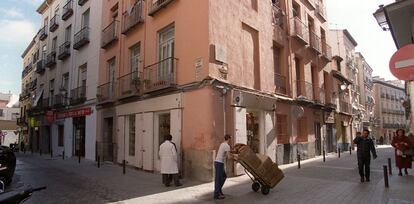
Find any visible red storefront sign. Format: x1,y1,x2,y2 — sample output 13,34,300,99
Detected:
45,111,55,123
55,107,92,120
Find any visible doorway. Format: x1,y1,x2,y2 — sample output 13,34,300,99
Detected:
154,112,171,171
73,116,86,157
326,124,334,153
103,117,114,161
315,123,321,156
246,111,260,153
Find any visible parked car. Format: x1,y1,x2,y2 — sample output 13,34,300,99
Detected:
0,146,16,185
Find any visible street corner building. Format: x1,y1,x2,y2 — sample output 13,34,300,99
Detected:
18,0,376,182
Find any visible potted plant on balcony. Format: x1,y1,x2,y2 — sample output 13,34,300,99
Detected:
131,76,141,90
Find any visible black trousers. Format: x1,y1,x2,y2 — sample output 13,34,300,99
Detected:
162,174,180,186
358,157,371,179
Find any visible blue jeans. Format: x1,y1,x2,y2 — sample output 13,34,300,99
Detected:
214,161,227,198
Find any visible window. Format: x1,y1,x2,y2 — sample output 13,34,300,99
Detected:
129,115,135,156
58,125,64,147
336,60,341,71
276,114,289,144
79,65,87,87
158,26,174,78
292,2,300,18
0,109,3,117
130,43,140,73
62,73,69,90
107,58,115,95
42,45,47,60
43,17,48,28
50,79,55,105
65,25,72,42
52,37,57,51
273,46,281,76
81,9,90,28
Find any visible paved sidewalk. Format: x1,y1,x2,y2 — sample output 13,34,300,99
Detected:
12,146,414,204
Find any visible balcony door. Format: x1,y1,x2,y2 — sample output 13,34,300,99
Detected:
158,26,174,81
108,58,116,97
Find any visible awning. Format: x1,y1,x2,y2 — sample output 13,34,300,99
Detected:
32,89,44,107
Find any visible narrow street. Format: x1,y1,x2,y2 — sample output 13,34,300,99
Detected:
10,146,414,204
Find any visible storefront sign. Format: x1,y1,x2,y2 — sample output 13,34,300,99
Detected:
56,107,92,120
45,111,55,123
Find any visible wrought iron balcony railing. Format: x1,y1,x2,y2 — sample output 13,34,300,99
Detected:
49,14,59,32
70,86,86,105
148,0,176,16
58,41,71,60
274,73,287,95
97,82,115,104
291,17,309,44
62,0,74,21
296,80,313,101
73,27,89,50
101,20,119,49
118,71,141,99
122,0,144,34
143,57,177,93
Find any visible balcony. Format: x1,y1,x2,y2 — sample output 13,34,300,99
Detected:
101,21,119,49
35,60,45,74
325,90,336,109
321,41,332,61
122,0,144,34
78,0,88,6
54,94,66,108
97,82,115,104
291,17,309,44
296,80,313,101
118,71,141,99
309,30,321,54
49,14,59,32
305,0,316,9
22,64,33,78
39,26,48,41
62,0,74,21
143,57,177,93
274,73,287,95
339,100,351,114
45,51,57,68
314,87,325,105
73,27,89,50
42,98,50,109
148,0,176,16
272,4,286,45
70,86,87,105
58,41,71,60
315,2,327,21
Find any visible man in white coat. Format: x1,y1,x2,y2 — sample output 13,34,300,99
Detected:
159,134,182,187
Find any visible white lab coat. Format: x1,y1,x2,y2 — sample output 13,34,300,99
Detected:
159,140,179,174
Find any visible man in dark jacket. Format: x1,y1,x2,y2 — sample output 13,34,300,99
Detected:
353,129,377,182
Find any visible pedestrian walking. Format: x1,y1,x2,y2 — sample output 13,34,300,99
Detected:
391,129,413,176
214,134,234,200
353,129,377,183
159,134,182,187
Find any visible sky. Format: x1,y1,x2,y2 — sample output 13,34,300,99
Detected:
0,0,398,95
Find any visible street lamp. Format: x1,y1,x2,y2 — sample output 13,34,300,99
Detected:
373,5,389,31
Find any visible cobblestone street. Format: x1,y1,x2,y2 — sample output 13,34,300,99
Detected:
9,146,414,204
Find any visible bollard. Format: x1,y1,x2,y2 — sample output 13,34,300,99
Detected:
323,150,326,162
62,151,65,160
123,160,126,174
388,158,392,175
98,156,100,168
297,154,301,169
383,165,389,188
349,146,352,155
338,148,340,158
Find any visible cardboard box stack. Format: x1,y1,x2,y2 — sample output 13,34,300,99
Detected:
238,145,284,188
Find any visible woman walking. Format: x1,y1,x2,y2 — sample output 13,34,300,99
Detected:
391,129,413,176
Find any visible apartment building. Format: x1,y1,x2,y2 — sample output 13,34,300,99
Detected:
328,29,357,151
94,0,337,181
355,52,375,131
372,77,407,143
18,36,39,145
26,0,102,160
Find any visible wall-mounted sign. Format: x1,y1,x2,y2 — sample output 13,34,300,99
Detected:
55,107,92,120
389,44,414,81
